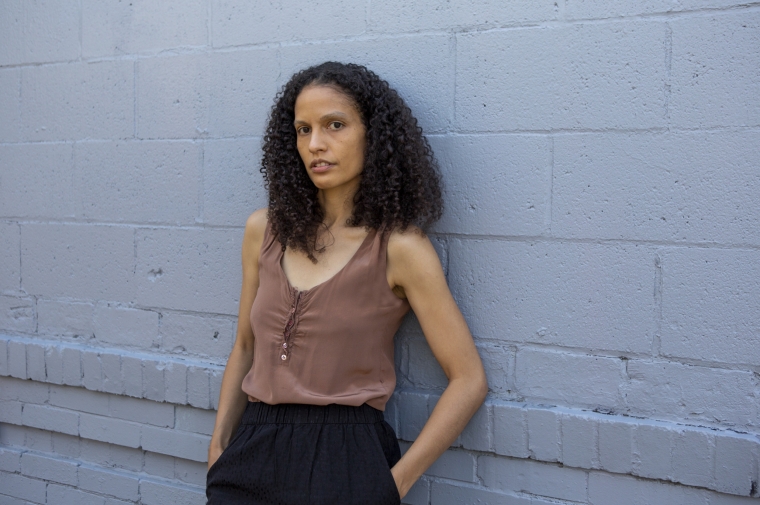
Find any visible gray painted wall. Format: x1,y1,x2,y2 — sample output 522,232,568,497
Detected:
1,1,759,504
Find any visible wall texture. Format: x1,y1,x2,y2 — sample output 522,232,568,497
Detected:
1,1,759,504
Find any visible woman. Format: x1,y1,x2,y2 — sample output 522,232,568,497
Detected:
206,61,487,504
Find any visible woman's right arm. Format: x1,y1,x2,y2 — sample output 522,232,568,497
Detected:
207,208,268,470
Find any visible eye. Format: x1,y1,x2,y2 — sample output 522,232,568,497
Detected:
296,125,311,135
327,121,344,130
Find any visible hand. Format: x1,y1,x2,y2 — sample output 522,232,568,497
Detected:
390,465,407,500
207,444,224,472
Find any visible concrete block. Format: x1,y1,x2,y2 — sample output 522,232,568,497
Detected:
20,452,78,485
24,426,53,452
79,413,141,448
110,395,174,427
516,348,623,408
25,342,45,382
280,34,454,133
588,471,711,505
0,143,76,220
566,0,746,19
0,340,7,377
78,464,140,501
527,408,560,462
73,141,201,225
121,354,143,397
140,478,206,505
0,471,48,503
430,135,551,237
82,0,207,57
401,476,429,505
425,450,476,482
49,384,109,416
207,49,281,138
93,303,159,349
211,0,365,47
61,346,82,386
78,439,142,472
430,482,530,505
187,366,210,409
456,21,667,131
165,360,187,405
174,457,207,486
370,0,557,32
7,340,26,379
478,455,588,502
51,431,81,459
21,60,134,141
141,425,210,462
0,423,26,446
0,400,22,424
0,222,20,289
448,239,655,353
626,360,756,429
142,360,165,402
176,406,216,436
136,53,211,139
0,2,79,66
477,344,514,397
0,69,21,142
202,139,267,228
493,402,528,458
0,375,49,403
82,349,102,391
0,296,35,334
672,428,714,489
37,299,95,338
598,417,634,475
21,224,136,302
714,434,759,496
143,452,176,480
134,228,242,315
661,248,760,364
210,368,223,410
561,412,599,469
632,422,675,481
457,403,491,452
0,447,21,472
47,483,107,505
160,310,236,359
101,353,123,395
553,131,760,245
397,391,430,441
404,333,448,391
44,345,64,384
670,12,760,128
22,403,78,436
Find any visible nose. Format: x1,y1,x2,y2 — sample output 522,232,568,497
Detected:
308,129,326,153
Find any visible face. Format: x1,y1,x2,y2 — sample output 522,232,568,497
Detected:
293,84,366,193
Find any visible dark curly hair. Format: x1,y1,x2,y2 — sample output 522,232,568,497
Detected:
261,61,443,261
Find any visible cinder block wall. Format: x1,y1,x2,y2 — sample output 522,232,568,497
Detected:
1,1,759,504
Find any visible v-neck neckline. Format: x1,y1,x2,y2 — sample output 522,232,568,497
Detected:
278,229,375,295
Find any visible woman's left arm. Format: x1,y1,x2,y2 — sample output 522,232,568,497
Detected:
386,228,488,499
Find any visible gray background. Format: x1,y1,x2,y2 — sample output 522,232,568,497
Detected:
1,1,759,504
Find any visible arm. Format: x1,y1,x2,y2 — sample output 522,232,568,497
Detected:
386,228,488,499
207,208,268,470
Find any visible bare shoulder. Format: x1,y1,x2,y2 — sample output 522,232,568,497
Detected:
244,208,269,242
387,225,443,290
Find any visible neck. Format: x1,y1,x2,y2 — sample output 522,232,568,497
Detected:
317,180,359,230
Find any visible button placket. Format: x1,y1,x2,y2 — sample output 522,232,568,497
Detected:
280,289,302,363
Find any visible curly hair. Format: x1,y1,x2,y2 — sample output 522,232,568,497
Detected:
260,61,443,261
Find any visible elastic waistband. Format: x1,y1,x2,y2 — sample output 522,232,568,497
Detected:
240,401,385,425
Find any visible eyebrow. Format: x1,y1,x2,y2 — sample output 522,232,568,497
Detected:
293,111,350,126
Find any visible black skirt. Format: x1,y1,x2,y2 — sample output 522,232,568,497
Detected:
206,401,402,505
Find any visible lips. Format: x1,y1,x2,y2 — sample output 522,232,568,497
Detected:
310,159,334,173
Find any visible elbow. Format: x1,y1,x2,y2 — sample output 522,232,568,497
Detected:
475,371,488,404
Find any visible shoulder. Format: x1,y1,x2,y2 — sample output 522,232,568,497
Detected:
386,225,443,289
242,208,269,256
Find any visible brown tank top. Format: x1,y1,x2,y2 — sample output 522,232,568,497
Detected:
241,221,411,411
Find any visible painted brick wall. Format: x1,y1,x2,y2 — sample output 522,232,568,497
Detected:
1,1,759,504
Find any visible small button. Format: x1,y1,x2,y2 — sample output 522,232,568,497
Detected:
281,354,287,360
282,342,288,349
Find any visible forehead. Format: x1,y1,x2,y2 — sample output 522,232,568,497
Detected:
294,85,360,119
